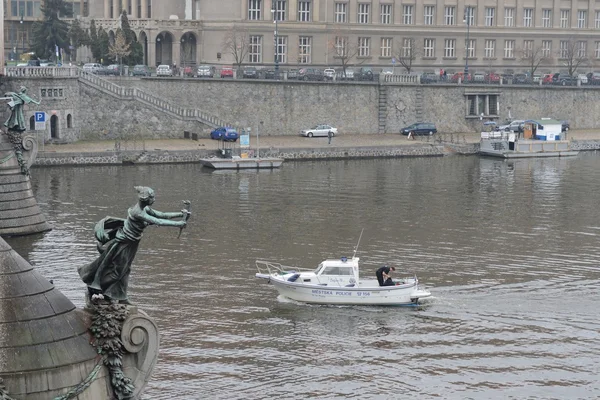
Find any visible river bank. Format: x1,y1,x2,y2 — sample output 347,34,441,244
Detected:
33,131,600,166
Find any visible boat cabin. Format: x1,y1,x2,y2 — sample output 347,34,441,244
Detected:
293,257,360,287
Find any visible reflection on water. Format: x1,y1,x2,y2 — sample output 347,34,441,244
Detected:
7,154,600,399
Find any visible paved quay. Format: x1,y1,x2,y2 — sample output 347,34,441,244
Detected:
39,130,600,154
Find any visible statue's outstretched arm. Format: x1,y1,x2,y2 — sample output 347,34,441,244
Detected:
146,207,183,220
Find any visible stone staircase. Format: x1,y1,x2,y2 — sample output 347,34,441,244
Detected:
378,85,387,133
76,69,238,131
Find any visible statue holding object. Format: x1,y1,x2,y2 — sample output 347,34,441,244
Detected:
78,186,191,305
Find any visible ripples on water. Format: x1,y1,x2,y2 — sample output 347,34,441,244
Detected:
6,154,600,399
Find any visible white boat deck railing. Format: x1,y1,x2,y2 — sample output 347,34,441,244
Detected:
255,260,306,276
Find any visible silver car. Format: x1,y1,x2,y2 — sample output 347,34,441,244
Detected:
196,65,215,78
301,124,338,138
156,65,173,77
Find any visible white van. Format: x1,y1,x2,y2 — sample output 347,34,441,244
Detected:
83,63,102,74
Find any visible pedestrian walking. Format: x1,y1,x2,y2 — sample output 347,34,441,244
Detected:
328,130,333,144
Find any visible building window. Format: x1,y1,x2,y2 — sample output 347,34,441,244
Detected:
29,115,35,130
523,40,533,58
423,38,435,58
523,8,533,27
485,8,495,26
67,114,72,129
465,7,475,26
578,41,587,58
147,0,151,18
578,10,587,28
381,37,392,57
542,9,552,27
542,40,552,57
560,10,570,28
248,0,261,20
358,3,370,24
484,39,495,58
273,0,286,21
276,36,287,63
358,37,370,57
504,8,514,27
424,6,434,25
298,36,311,63
559,40,568,58
596,11,600,28
334,36,347,55
335,3,346,23
298,0,311,21
401,38,413,57
444,6,455,25
466,94,499,117
444,39,455,57
467,39,475,58
504,40,515,58
595,41,600,58
403,5,413,24
380,4,391,24
248,35,262,63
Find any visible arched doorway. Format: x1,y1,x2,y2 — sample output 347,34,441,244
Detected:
139,31,148,65
67,114,72,129
29,116,34,130
155,31,174,67
180,32,197,68
50,115,59,139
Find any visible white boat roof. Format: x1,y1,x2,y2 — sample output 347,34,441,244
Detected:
320,257,359,268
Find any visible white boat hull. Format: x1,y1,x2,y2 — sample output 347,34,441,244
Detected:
266,277,431,306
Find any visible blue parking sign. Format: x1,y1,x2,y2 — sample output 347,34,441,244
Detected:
34,112,46,122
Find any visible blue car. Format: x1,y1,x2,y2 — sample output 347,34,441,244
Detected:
210,127,239,142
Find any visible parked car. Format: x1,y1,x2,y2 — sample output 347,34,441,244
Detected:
156,65,173,77
323,68,336,80
420,72,438,84
484,72,501,83
287,69,298,79
553,73,577,86
512,73,529,84
338,68,354,80
499,120,525,132
183,66,194,77
221,66,234,78
298,68,324,81
472,72,486,83
587,72,600,85
196,65,216,78
83,63,102,74
532,74,542,83
263,69,276,79
210,127,239,142
355,67,374,81
542,73,554,84
300,124,338,138
104,64,123,76
400,122,437,136
132,64,151,76
27,59,40,67
450,72,471,83
381,67,394,75
578,74,588,84
242,66,259,79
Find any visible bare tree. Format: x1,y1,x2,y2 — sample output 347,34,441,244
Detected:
222,26,251,75
558,38,588,77
394,38,420,74
519,44,552,79
328,34,360,79
108,29,131,71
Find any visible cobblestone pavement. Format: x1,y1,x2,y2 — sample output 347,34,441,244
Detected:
39,130,600,154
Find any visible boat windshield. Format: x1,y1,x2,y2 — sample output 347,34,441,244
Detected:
314,263,324,274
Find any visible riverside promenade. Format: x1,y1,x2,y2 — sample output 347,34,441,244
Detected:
33,130,600,166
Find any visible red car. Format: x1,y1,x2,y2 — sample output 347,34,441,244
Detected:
220,66,234,78
450,72,471,83
485,72,501,83
542,74,554,84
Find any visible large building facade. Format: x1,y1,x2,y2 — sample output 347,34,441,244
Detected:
5,0,600,73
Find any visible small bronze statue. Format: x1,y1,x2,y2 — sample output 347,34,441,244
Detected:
3,86,41,175
78,186,190,305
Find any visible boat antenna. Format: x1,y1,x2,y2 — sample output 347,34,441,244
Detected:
353,228,364,258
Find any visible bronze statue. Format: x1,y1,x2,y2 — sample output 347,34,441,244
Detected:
78,187,190,304
3,86,41,176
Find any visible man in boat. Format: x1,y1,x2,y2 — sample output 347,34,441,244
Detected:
376,265,395,286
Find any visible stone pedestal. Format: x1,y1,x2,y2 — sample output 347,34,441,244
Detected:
0,132,51,237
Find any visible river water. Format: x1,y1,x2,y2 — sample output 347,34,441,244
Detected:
6,154,600,399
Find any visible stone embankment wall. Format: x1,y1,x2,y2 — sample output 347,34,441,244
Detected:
6,75,600,143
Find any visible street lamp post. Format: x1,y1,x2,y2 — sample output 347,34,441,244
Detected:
271,7,279,79
20,14,24,60
463,6,471,77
